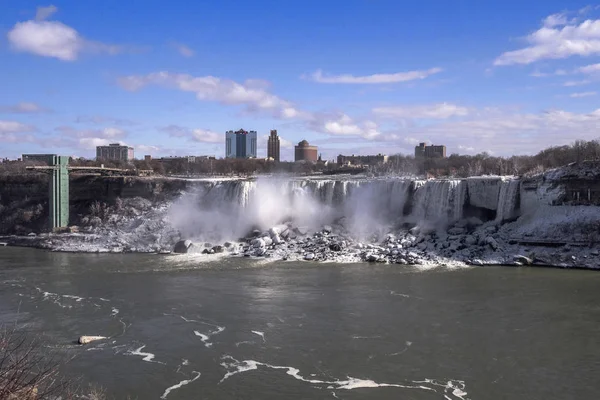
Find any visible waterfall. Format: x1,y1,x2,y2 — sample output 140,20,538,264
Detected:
495,178,520,223
451,180,467,222
169,175,518,242
410,180,462,225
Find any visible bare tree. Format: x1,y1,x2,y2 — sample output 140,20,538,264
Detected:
0,326,86,400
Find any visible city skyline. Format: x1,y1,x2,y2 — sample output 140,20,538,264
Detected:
1,1,600,161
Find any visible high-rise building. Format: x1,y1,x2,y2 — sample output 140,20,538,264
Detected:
415,142,446,158
96,143,135,162
267,129,280,161
294,140,318,162
225,129,257,158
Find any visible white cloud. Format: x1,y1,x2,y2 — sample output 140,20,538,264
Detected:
160,125,189,138
382,108,600,156
307,113,380,139
458,145,476,152
8,20,81,61
7,18,122,61
570,91,596,97
118,72,305,119
308,67,443,84
576,63,600,74
494,16,600,65
373,103,470,119
135,144,161,154
191,128,221,143
171,42,195,57
530,68,568,77
543,12,569,28
56,126,127,139
0,120,36,143
403,137,421,146
563,79,592,86
75,115,134,125
0,120,34,134
78,138,122,150
159,125,222,143
35,5,58,21
0,102,48,113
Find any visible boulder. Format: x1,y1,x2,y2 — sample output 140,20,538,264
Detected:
212,245,224,253
366,254,379,262
448,227,466,235
263,237,273,246
304,253,315,261
322,225,332,234
466,217,484,228
484,236,499,251
272,234,284,245
514,254,533,265
269,225,289,238
173,240,193,254
464,235,478,246
329,243,342,252
251,238,265,248
296,226,309,235
484,225,497,235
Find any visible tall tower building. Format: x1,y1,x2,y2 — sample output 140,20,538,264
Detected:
267,129,280,161
225,129,257,158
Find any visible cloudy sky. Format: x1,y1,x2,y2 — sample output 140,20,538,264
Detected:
1,0,600,161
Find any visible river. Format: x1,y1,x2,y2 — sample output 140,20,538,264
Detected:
1,247,599,399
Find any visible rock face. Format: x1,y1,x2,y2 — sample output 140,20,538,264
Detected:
173,240,193,253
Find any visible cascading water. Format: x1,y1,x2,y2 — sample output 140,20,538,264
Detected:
410,180,463,226
168,175,519,242
495,178,520,223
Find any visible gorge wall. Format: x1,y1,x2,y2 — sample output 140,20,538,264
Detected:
0,166,587,244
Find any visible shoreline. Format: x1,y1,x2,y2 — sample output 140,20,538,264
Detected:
2,233,598,272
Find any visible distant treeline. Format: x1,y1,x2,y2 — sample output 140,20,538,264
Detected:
2,139,600,177
399,139,600,177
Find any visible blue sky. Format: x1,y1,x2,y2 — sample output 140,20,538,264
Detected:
1,0,599,161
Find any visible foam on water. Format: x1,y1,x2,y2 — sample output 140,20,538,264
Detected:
194,324,225,347
128,345,165,364
193,331,212,348
160,371,201,399
251,330,266,343
219,356,469,398
62,294,85,301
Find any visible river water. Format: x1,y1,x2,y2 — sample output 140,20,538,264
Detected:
1,247,599,399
